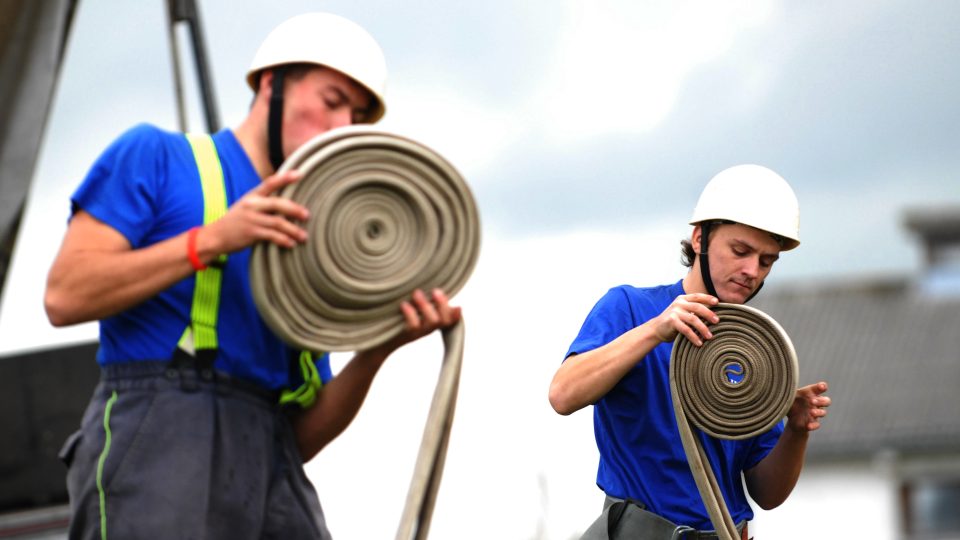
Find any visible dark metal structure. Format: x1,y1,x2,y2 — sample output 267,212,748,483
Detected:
166,0,220,133
0,343,99,510
0,0,220,529
0,0,78,303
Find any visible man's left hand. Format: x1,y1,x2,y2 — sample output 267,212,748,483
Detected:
786,381,831,433
374,288,461,356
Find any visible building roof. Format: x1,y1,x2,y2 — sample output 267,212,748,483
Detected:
0,342,99,511
750,277,960,460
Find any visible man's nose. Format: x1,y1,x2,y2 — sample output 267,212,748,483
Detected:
331,108,353,128
742,257,761,278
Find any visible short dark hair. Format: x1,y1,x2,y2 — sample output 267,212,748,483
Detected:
679,221,788,268
680,238,695,268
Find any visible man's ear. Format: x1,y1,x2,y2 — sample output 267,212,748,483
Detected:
691,224,703,254
257,70,275,98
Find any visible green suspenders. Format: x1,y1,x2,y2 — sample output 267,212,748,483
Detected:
182,133,322,408
179,134,228,354
279,350,323,408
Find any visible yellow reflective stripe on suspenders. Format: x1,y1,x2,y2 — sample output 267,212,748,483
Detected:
181,133,323,408
179,133,228,353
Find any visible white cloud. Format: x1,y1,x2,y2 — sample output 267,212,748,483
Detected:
381,81,528,182
536,0,777,141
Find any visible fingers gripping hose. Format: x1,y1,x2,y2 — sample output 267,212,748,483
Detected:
249,126,480,540
670,303,798,540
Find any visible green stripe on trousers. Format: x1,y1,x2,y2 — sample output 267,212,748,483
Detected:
96,390,118,540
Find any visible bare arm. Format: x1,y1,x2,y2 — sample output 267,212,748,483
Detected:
548,293,719,415
45,171,308,326
294,289,462,461
744,381,831,509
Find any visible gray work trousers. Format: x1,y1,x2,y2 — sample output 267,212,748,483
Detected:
60,361,331,540
580,496,748,540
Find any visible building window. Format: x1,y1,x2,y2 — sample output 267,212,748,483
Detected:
902,478,960,539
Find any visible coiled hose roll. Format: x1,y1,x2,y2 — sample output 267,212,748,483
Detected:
670,303,798,540
250,126,480,540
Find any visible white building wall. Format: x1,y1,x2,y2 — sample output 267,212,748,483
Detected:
751,459,896,540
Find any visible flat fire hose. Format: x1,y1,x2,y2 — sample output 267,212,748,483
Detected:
249,126,480,540
669,303,798,540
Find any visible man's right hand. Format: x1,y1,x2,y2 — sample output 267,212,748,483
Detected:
650,293,720,346
197,170,310,261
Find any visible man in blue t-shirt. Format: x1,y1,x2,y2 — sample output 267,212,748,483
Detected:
550,165,832,539
45,13,460,540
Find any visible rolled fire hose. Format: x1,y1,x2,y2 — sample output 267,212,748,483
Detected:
669,303,798,540
249,126,480,540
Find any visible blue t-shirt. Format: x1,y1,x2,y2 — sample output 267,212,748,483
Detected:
71,123,331,390
566,280,783,529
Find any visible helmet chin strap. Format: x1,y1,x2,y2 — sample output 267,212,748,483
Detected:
267,67,287,172
698,221,764,303
746,281,764,303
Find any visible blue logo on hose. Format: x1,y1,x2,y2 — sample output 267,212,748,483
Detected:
724,362,744,384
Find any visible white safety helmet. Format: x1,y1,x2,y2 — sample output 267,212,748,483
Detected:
690,164,800,250
246,12,388,122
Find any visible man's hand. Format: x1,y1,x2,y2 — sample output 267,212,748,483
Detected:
392,288,462,348
293,288,462,460
650,293,720,346
199,170,310,258
787,381,831,433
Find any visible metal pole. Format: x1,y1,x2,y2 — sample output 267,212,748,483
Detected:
167,0,220,133
164,0,187,131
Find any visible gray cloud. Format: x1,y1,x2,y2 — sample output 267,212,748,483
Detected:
473,0,960,279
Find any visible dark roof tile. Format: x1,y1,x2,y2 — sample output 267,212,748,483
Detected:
750,279,960,459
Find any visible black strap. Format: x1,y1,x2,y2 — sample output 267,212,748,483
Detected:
268,67,287,172
698,221,719,298
744,281,763,303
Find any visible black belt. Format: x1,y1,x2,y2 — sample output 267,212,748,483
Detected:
603,497,750,540
99,359,281,404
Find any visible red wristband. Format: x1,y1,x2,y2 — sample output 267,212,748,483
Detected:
186,226,207,271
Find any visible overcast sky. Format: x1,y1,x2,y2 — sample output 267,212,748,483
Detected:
1,1,958,538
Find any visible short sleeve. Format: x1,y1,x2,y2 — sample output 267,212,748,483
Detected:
70,124,169,247
566,286,636,360
742,419,785,470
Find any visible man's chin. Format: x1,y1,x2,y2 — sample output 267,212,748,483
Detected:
720,287,752,304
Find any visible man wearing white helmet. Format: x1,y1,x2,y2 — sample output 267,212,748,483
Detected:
46,13,458,539
550,165,831,539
